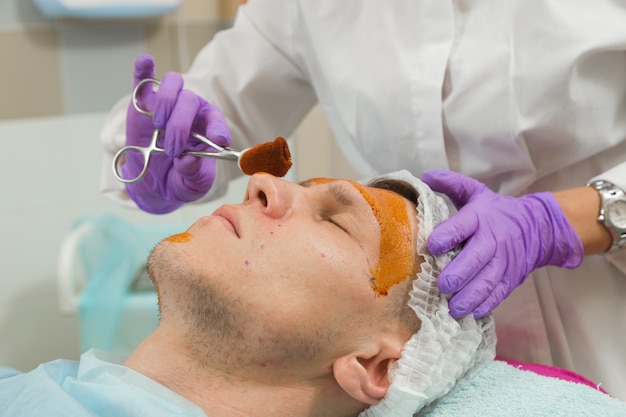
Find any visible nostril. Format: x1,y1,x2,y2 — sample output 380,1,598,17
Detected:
258,190,268,207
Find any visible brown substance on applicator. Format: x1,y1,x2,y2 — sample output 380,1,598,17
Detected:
239,136,292,177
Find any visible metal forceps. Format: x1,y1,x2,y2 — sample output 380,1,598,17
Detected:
112,78,241,184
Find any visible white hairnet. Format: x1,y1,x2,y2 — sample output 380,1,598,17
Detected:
359,170,496,417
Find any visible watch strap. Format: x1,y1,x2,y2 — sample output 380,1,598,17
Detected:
587,179,626,252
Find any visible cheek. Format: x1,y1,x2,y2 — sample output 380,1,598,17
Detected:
244,228,372,296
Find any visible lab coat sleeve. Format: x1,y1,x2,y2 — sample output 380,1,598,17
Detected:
100,94,136,209
589,163,626,198
100,0,317,208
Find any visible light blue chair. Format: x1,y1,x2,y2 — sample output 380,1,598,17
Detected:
58,214,186,355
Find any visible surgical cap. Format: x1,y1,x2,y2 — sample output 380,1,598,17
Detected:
360,170,496,417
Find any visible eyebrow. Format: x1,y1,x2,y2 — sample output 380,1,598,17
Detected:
328,183,356,207
300,179,357,207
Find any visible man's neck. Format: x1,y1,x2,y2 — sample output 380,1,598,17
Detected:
123,327,363,417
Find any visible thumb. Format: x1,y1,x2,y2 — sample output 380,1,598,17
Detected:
422,170,485,208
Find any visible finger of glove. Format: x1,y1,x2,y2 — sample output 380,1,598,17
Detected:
170,157,217,202
427,207,479,255
152,72,184,132
471,278,517,318
202,104,232,147
444,253,504,318
437,234,496,294
422,170,485,208
160,88,200,157
174,153,216,179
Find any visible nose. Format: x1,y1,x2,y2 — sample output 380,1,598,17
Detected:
244,173,295,219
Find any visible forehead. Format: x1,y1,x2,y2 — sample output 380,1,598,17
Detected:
301,178,414,210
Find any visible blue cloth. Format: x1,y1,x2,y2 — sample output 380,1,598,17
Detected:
419,361,626,416
0,350,206,417
3,351,625,416
0,368,20,379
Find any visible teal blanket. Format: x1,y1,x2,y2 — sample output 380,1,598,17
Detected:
419,361,626,416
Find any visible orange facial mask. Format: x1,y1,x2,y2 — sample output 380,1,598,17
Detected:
165,232,192,243
311,178,416,295
351,182,416,295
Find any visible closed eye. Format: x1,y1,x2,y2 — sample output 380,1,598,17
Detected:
323,215,349,234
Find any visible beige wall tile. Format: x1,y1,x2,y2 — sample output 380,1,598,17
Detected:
328,134,359,180
144,19,231,74
219,0,242,19
295,105,358,181
167,0,235,22
185,20,225,62
144,23,183,74
0,29,63,120
181,0,220,20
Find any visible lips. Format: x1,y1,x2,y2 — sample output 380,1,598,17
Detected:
212,205,240,238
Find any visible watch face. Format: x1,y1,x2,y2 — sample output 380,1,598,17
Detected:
607,200,626,229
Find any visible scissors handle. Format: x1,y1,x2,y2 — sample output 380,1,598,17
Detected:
133,78,159,117
112,77,242,184
112,129,164,183
112,131,242,184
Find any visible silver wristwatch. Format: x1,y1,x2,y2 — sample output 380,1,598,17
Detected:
587,179,626,252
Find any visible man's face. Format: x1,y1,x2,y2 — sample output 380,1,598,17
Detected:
148,174,418,371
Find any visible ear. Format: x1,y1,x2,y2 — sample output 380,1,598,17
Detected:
332,345,403,405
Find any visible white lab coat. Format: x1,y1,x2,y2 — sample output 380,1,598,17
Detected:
101,0,626,400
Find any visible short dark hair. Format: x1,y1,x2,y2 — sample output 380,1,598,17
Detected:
366,177,420,206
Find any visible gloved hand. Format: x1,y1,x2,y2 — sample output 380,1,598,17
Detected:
124,54,231,214
422,170,583,318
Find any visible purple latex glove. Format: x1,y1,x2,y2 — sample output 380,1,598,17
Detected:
422,170,583,318
123,54,231,214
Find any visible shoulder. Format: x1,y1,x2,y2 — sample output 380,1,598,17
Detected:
0,359,87,416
